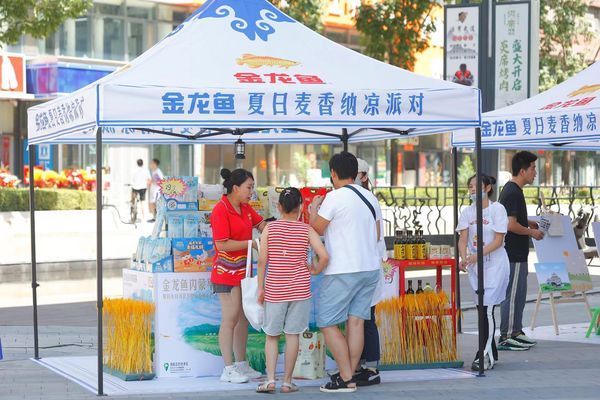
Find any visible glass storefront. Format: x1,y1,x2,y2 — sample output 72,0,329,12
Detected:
37,0,185,62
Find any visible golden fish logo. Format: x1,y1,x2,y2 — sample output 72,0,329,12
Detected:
568,84,600,97
236,54,300,69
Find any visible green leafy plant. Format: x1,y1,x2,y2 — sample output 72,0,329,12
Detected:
355,0,437,71
0,0,92,46
539,0,592,91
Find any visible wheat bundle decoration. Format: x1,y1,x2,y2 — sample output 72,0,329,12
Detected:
103,298,156,380
377,291,457,366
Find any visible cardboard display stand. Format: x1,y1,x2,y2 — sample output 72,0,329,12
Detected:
531,215,593,335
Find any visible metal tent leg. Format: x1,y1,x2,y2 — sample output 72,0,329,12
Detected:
95,127,104,396
29,144,40,360
474,127,485,377
452,147,462,333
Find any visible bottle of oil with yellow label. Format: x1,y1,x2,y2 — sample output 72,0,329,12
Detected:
405,230,415,260
416,230,427,260
393,230,401,259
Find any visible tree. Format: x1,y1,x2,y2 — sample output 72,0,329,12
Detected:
269,0,325,32
355,0,437,71
264,1,324,185
539,0,592,91
0,0,92,46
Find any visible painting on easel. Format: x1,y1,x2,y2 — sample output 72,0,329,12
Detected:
534,262,572,293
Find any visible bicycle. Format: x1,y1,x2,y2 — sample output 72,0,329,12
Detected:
101,184,139,228
127,184,140,225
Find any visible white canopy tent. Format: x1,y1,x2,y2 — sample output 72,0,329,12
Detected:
452,61,600,149
28,0,480,146
26,0,485,393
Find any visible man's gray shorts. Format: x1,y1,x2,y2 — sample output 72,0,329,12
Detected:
317,270,379,328
263,299,311,336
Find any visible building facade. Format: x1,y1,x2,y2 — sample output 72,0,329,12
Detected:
1,0,599,203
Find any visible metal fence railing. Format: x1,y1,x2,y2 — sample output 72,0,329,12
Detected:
373,186,600,237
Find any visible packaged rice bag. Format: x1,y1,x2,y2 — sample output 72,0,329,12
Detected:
183,214,200,238
167,214,184,238
249,190,267,218
198,211,212,238
300,187,330,224
135,236,146,263
267,187,285,220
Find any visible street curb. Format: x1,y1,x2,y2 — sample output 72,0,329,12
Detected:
460,289,600,311
0,259,129,282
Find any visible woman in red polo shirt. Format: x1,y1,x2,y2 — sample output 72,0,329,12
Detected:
211,168,266,384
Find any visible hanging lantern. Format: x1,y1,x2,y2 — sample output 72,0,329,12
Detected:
234,138,246,160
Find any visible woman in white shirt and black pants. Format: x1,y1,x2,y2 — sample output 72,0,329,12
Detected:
456,174,510,371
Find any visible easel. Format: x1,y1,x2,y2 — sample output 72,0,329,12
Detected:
530,289,593,335
530,195,594,335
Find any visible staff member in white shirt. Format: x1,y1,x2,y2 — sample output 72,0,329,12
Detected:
457,173,510,371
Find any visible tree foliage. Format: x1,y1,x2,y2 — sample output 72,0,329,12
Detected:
355,0,437,70
539,0,592,91
269,0,325,31
0,0,92,46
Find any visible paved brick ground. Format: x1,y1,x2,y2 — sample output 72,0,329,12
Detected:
1,294,599,400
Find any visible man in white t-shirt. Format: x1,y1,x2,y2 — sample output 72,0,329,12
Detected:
131,159,151,222
309,152,382,393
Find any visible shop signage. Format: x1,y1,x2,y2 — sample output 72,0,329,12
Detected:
494,2,530,108
0,53,25,94
444,5,479,88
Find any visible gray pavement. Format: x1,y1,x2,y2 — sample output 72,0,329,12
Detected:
1,294,599,400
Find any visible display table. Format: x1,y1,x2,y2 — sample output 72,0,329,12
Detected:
376,258,461,369
388,258,458,334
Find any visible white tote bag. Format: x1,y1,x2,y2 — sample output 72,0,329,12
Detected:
293,331,326,379
241,239,264,331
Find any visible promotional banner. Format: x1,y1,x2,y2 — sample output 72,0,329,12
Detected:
494,2,529,109
444,5,479,88
451,61,600,148
124,268,406,378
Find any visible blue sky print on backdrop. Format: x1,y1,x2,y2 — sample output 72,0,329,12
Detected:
194,0,295,41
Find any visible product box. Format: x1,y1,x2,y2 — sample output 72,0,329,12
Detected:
172,237,215,272
429,245,441,260
440,245,452,259
143,255,174,273
162,176,199,211
198,184,223,211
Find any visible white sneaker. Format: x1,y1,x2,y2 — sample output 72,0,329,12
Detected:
235,361,262,379
220,366,249,383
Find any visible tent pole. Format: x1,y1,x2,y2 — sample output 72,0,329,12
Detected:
29,144,40,360
475,127,485,377
342,128,349,152
95,127,104,396
452,147,462,334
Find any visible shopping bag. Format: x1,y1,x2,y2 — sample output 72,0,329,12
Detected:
241,239,264,331
539,212,564,237
293,331,326,379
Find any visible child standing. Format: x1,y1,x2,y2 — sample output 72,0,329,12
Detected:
256,188,329,393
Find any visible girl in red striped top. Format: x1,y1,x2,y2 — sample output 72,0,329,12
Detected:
256,187,329,393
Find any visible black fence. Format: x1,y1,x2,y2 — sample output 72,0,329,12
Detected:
373,186,600,237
